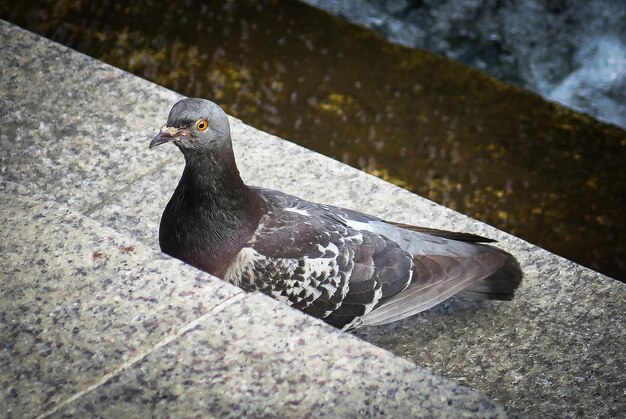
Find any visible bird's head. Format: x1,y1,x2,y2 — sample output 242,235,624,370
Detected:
149,98,231,153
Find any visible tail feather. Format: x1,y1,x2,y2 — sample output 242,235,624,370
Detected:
459,249,523,301
360,245,523,327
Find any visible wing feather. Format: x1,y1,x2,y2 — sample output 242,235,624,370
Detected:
360,251,508,326
384,221,495,243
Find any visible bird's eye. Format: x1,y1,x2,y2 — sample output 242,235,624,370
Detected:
196,119,209,131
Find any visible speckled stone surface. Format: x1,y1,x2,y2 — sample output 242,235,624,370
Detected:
0,22,178,213
2,19,624,418
0,187,519,418
0,182,243,417
53,293,514,418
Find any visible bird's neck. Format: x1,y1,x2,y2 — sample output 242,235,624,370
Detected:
182,147,249,206
160,147,265,277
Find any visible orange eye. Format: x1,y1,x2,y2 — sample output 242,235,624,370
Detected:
196,118,209,131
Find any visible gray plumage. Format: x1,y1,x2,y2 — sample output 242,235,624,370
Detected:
150,98,523,330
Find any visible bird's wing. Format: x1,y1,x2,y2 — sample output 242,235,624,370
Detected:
226,188,521,330
320,203,522,328
224,189,414,330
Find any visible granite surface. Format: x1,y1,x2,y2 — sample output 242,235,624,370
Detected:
0,188,516,418
53,293,515,418
0,185,518,418
0,21,179,213
0,182,243,417
1,19,625,417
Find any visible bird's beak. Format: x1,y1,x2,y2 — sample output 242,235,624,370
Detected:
149,125,186,149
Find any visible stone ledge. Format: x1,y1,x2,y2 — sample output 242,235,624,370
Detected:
1,22,517,417
51,293,515,418
0,182,243,417
0,189,514,418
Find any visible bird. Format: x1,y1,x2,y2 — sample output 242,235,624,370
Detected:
150,98,523,330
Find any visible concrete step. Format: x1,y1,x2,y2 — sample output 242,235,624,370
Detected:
1,19,624,417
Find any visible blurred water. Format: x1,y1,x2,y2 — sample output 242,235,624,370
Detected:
2,0,625,280
548,35,626,126
304,0,626,129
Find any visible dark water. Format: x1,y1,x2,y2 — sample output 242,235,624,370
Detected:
3,0,625,281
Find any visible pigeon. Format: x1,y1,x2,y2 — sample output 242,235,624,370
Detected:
150,98,522,330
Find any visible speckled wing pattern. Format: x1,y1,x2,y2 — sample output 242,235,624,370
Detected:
224,188,517,330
